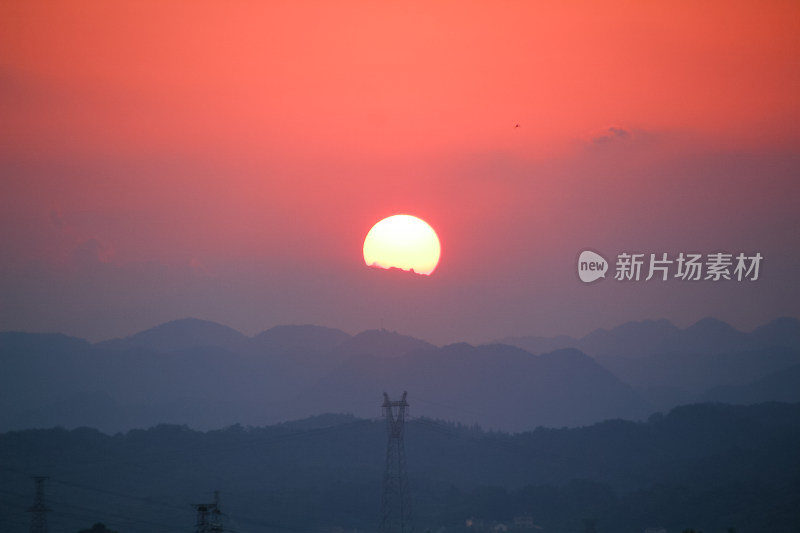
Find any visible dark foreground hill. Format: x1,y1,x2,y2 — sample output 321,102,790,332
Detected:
2,402,799,533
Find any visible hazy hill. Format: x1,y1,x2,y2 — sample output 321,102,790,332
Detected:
0,331,90,354
751,316,800,348
95,318,251,353
0,322,647,433
335,329,435,358
296,344,650,432
700,362,800,405
501,317,800,357
0,332,93,423
595,346,800,409
2,318,799,433
580,318,683,357
501,318,800,410
251,324,351,353
2,402,799,533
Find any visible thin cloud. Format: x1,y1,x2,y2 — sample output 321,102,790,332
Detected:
592,126,631,144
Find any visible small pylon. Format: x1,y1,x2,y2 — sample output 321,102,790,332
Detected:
210,491,224,533
27,476,50,533
193,491,225,533
193,503,212,533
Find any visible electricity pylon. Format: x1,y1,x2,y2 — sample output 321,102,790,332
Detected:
27,476,50,533
380,391,411,533
193,491,224,533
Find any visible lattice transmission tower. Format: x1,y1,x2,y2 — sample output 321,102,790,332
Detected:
380,391,412,533
27,476,50,533
193,491,225,533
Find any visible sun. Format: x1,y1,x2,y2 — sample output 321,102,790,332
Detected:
363,215,441,275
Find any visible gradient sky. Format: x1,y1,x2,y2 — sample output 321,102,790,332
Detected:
1,1,798,344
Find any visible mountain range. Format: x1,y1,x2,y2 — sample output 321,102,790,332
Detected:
1,317,799,433
499,316,800,357
501,317,800,410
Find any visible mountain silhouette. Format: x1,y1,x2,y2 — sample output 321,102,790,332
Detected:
679,317,748,353
1,317,798,433
0,330,89,353
295,343,649,432
252,324,351,353
500,317,800,411
751,316,800,348
581,318,681,356
96,317,250,353
595,345,800,410
501,317,800,357
700,362,800,404
335,328,435,358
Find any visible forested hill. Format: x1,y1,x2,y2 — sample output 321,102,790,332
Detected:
2,402,800,533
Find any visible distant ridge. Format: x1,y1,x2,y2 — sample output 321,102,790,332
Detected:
1,317,798,434
297,343,650,432
336,329,435,358
500,317,800,357
0,331,89,353
252,324,351,353
95,317,250,353
751,316,800,348
498,317,800,412
701,362,800,404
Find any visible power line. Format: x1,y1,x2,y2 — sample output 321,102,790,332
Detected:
1,466,321,533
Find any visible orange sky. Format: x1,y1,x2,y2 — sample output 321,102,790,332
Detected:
1,1,798,342
2,2,797,157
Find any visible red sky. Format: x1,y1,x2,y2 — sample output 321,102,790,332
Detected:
1,1,798,343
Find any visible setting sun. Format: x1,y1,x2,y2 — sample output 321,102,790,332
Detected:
363,215,441,275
